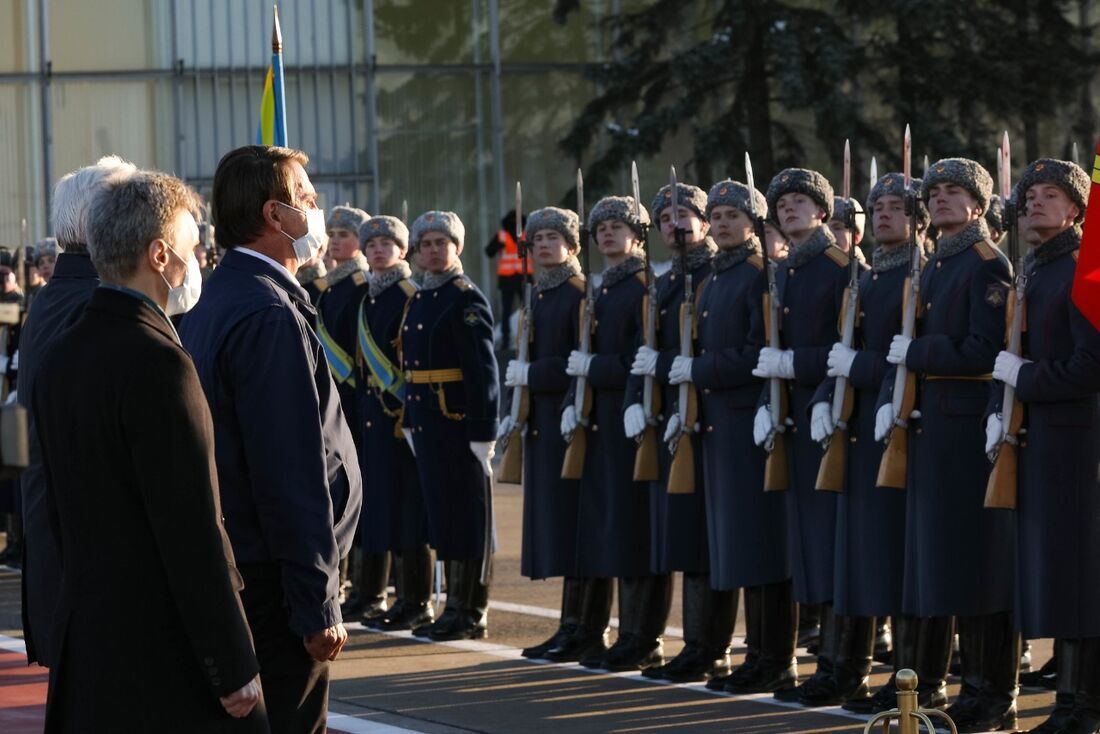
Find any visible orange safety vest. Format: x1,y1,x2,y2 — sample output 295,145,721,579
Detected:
496,230,532,277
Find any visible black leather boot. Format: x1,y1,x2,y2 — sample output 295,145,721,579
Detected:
591,575,669,672
845,613,918,714
948,612,1019,733
710,585,761,691
524,577,583,659
774,602,835,702
874,618,894,664
1060,637,1100,734
346,551,391,622
726,579,797,694
798,602,822,653
799,614,874,707
431,559,488,641
1022,642,1060,689
415,560,459,637
1027,639,1077,734
372,545,434,631
546,577,612,663
645,574,734,682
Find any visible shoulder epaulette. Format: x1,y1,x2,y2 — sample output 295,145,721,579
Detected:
398,279,417,297
352,271,368,286
747,254,764,271
452,276,473,291
568,274,586,292
824,246,850,267
314,278,329,292
1073,249,1081,261
973,241,998,261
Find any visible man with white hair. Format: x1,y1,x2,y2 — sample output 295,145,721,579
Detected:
18,154,137,668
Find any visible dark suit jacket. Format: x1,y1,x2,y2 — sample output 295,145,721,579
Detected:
179,249,363,636
33,287,260,732
18,252,99,665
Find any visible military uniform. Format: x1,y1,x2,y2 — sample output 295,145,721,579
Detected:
402,235,498,639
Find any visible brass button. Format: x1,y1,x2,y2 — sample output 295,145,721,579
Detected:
592,424,599,431
602,287,608,294
915,427,923,434
783,306,790,314
366,421,372,428
706,425,714,432
849,435,857,443
700,348,706,354
417,426,423,432
370,298,376,305
702,310,709,317
704,388,711,394
417,323,423,330
661,309,667,315
414,359,420,366
404,325,409,331
926,303,932,310
538,293,544,299
859,311,865,318
433,291,439,297
416,293,421,299
936,261,943,269
788,268,795,276
791,426,797,433
531,429,539,436
872,273,878,280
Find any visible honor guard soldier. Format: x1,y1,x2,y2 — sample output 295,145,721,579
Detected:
814,173,939,712
354,215,435,632
829,196,868,264
875,158,1015,732
502,207,611,663
986,194,1005,244
314,206,392,624
624,181,736,683
988,159,1100,734
564,195,670,672
751,168,857,702
687,180,797,695
401,211,499,641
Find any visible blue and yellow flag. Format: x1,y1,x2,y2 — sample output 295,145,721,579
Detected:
256,5,287,146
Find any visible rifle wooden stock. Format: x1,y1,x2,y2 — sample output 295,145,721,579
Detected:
634,426,659,481
561,298,594,480
497,429,523,484
667,379,698,494
764,432,788,492
634,291,661,482
816,387,854,492
497,306,530,485
876,371,916,489
984,396,1022,509
762,291,788,492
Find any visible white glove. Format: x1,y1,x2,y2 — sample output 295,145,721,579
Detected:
630,345,659,376
826,343,857,378
624,403,647,438
469,440,496,477
993,351,1030,388
985,413,1003,456
566,350,595,377
496,414,515,441
504,359,530,387
752,347,795,379
753,405,771,446
561,405,579,437
663,414,681,443
402,428,416,456
811,402,835,443
874,404,895,442
669,355,693,385
886,335,912,365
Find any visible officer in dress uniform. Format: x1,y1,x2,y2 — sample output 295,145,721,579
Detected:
682,180,798,695
501,208,611,663
813,173,939,712
751,169,856,703
623,182,736,683
563,196,671,672
987,159,1100,734
401,211,499,641
354,215,434,632
875,158,1016,732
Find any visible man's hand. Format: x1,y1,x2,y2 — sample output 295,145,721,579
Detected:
220,675,262,719
304,623,348,662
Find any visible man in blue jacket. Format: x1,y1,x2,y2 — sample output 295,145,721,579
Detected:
180,144,363,733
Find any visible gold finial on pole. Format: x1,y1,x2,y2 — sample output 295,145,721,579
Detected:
863,670,958,734
272,5,283,54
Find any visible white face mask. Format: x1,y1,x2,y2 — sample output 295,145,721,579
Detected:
161,245,202,316
278,202,327,267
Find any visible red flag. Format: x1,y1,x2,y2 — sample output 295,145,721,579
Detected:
1072,139,1100,329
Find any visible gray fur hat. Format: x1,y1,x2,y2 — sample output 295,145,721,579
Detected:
921,158,993,213
830,196,866,234
706,179,767,219
985,194,1004,233
766,168,834,220
359,215,409,252
525,206,581,250
588,196,650,239
34,237,59,260
326,205,370,233
1015,158,1089,223
651,182,708,221
866,172,930,231
410,210,465,250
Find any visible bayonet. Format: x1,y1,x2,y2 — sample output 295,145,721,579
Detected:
632,160,660,481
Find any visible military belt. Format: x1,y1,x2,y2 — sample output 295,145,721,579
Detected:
405,368,463,384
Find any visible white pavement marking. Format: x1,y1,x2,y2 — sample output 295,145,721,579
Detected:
0,634,27,655
327,713,426,734
346,623,878,728
452,596,690,639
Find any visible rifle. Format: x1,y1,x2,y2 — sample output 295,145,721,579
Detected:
877,125,921,489
746,152,788,491
985,131,1022,509
666,166,699,494
496,182,530,484
633,161,661,481
562,168,594,479
817,140,859,491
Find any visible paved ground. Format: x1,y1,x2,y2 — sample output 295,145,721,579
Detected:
0,479,1057,732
